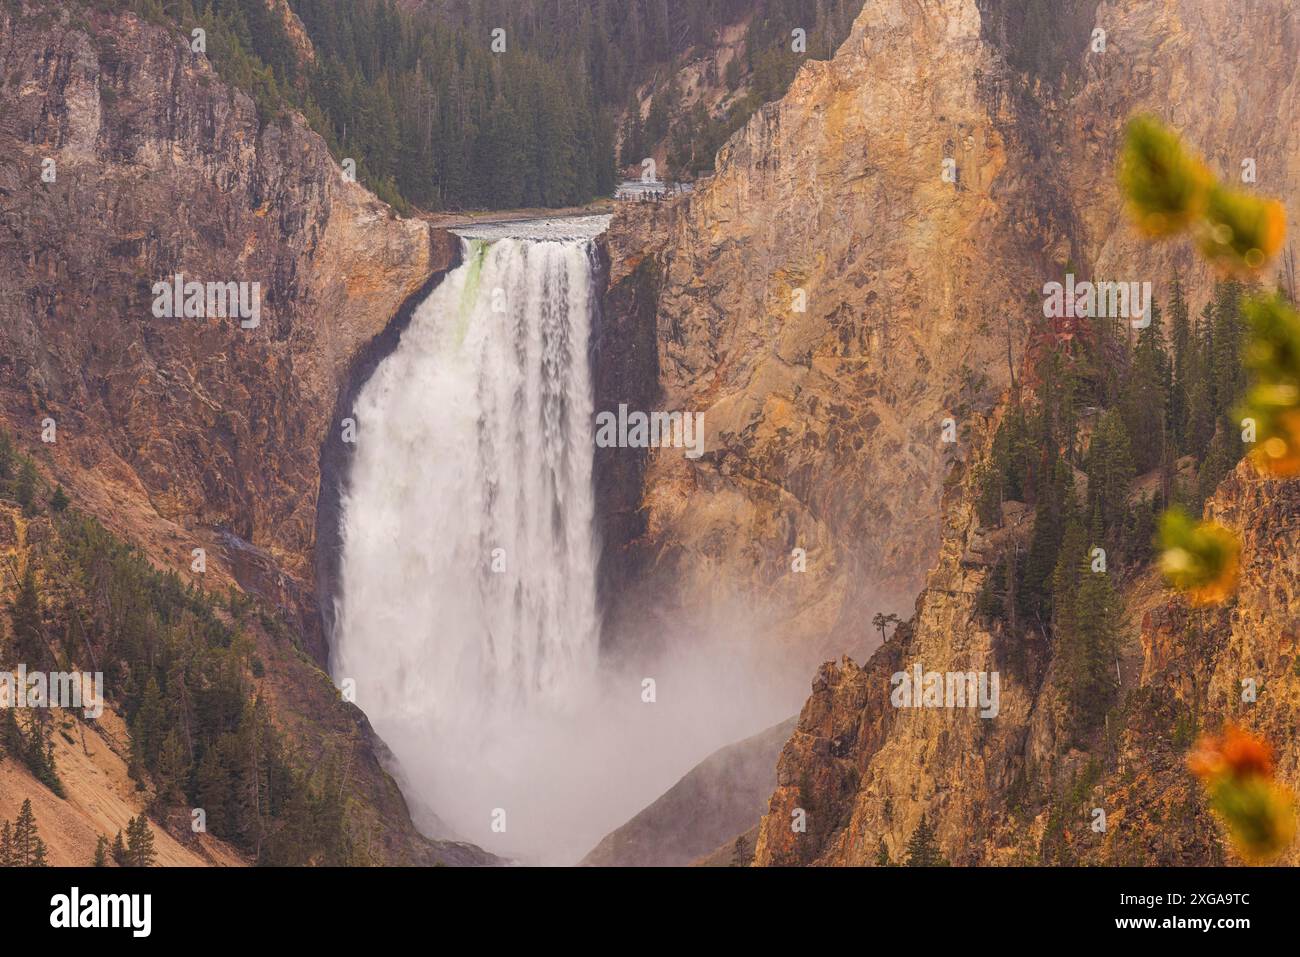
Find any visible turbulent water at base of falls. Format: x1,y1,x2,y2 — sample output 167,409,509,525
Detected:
333,216,799,864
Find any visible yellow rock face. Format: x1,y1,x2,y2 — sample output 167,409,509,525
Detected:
599,0,1300,865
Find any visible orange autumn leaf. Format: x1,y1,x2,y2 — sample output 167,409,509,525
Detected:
1189,724,1274,781
1187,725,1295,863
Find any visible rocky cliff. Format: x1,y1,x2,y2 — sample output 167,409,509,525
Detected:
0,2,475,864
0,3,453,656
602,0,1054,664
595,0,1300,863
600,0,1300,669
581,715,795,867
753,440,1300,865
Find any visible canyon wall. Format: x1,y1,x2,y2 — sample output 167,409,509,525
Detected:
595,0,1300,862
732,0,1300,865
753,445,1300,866
0,3,472,863
602,0,1300,666
0,3,455,653
602,0,1058,664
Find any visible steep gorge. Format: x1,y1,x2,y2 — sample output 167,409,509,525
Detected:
3,0,1298,868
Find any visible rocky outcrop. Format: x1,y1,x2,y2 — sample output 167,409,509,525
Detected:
753,417,1033,866
754,441,1300,865
580,716,796,867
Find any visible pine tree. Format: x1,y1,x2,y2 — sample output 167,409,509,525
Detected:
1021,456,1073,626
1121,301,1172,473
904,813,946,866
0,708,22,760
126,816,157,867
153,729,190,809
619,94,644,167
1052,516,1082,603
0,820,13,867
875,838,893,866
131,674,166,771
1071,565,1121,732
31,837,47,867
1168,277,1193,452
227,701,272,855
15,458,37,515
195,745,231,837
111,830,127,867
475,96,527,209
93,834,108,867
1197,429,1236,508
25,713,65,797
871,612,902,643
1185,370,1216,461
991,402,1034,502
8,565,46,667
1086,409,1136,541
1184,300,1219,457
12,799,39,866
0,430,13,480
49,484,69,512
1055,532,1122,739
1127,496,1158,565
1048,533,1082,735
1209,280,1246,424
730,834,750,867
312,757,353,866
973,458,1004,528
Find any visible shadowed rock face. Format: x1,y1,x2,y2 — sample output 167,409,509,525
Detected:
580,716,797,867
0,5,450,659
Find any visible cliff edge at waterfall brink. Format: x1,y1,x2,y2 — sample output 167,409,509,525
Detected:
0,3,488,865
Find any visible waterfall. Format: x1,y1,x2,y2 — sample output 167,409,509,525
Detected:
333,217,609,862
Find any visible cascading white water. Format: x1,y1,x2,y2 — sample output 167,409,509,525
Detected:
333,217,608,862
333,215,802,865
